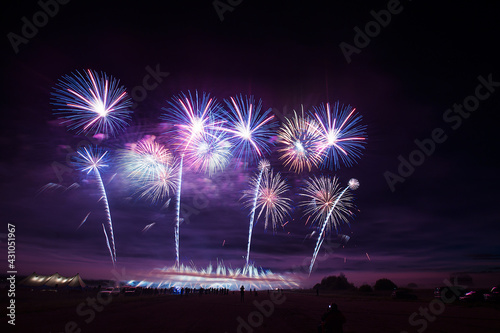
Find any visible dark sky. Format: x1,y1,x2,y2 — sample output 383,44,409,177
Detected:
1,0,499,288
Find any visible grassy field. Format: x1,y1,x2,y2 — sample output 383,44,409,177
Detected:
3,288,500,332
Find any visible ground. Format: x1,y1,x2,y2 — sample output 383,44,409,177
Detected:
4,289,500,332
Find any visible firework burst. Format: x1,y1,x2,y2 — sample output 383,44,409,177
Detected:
135,164,179,205
184,128,232,176
253,169,292,231
120,136,178,205
161,91,226,268
51,69,132,136
312,102,366,169
73,146,117,265
222,95,277,165
120,136,173,181
161,91,224,150
301,176,358,274
277,109,323,173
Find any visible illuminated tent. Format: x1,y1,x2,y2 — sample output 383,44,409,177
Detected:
19,272,86,289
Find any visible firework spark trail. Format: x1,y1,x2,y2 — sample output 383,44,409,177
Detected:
51,69,132,136
174,156,183,268
74,147,116,264
245,160,269,267
142,222,156,233
77,212,92,230
94,170,116,263
243,162,292,270
102,223,115,267
308,179,359,274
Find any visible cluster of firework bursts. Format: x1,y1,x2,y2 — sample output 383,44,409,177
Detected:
128,262,300,290
50,69,367,280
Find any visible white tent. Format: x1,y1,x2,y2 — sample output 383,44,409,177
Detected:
19,272,86,289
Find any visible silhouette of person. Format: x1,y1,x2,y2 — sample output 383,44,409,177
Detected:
240,285,245,302
320,303,346,333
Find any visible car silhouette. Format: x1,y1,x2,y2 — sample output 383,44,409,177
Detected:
392,288,417,300
434,286,466,301
459,290,483,302
123,286,142,296
98,287,120,295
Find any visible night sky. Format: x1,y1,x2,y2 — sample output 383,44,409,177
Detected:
2,0,499,288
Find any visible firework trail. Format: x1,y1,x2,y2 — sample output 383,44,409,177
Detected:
102,223,114,266
277,109,323,173
174,156,183,268
77,212,92,230
74,146,116,264
312,102,366,169
142,222,156,233
51,69,132,137
242,163,292,267
301,177,358,274
221,95,277,165
161,91,224,268
36,182,80,196
243,160,269,267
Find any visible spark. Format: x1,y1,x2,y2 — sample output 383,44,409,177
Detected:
77,212,92,230
142,223,156,233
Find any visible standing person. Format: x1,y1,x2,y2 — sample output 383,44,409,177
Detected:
320,303,346,333
240,285,245,302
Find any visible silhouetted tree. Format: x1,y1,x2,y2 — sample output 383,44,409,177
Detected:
318,273,356,290
358,284,373,292
374,278,397,291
